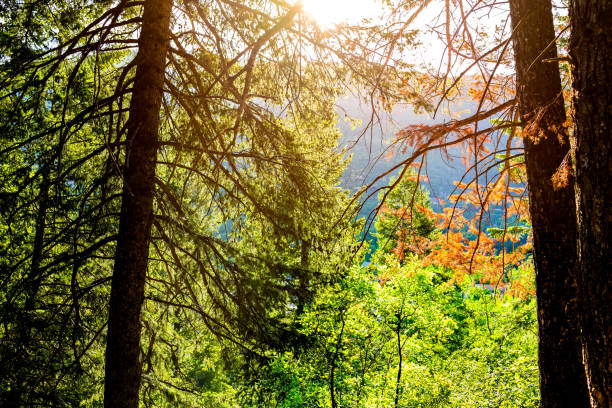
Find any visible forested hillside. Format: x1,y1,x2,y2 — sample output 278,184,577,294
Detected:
0,1,609,407
338,95,468,209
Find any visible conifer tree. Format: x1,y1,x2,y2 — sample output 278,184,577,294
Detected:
103,0,172,406
508,0,589,406
569,1,612,406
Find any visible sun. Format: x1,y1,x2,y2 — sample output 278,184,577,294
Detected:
300,0,381,28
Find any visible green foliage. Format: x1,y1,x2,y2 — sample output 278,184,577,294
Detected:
373,171,437,259
0,1,540,407
242,251,538,407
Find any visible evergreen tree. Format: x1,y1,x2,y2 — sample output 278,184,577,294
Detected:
508,0,589,405
569,0,612,405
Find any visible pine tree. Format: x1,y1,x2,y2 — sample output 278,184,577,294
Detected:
103,0,173,406
569,1,612,406
508,0,590,406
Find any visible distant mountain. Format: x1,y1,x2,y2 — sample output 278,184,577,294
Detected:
335,95,479,221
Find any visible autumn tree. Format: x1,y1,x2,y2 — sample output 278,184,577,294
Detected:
353,1,592,405
374,168,436,260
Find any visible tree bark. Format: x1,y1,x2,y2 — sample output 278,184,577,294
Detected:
330,316,345,408
103,1,172,407
569,1,612,406
25,166,50,312
394,317,402,408
508,1,590,407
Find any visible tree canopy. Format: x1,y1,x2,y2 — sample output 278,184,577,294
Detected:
0,0,609,407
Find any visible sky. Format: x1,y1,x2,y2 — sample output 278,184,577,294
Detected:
300,0,383,27
300,0,511,75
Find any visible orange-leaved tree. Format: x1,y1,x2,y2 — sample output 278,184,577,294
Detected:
349,1,589,405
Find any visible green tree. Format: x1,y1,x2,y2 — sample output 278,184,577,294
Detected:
1,1,123,404
248,255,539,408
1,0,405,405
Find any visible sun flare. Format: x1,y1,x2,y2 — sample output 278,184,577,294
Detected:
300,0,381,28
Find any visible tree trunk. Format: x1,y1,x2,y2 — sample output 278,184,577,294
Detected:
103,1,172,407
394,318,402,408
508,1,590,407
24,166,50,313
569,1,612,406
330,316,345,408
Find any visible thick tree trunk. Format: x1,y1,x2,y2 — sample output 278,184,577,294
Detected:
508,1,590,407
569,1,612,406
103,1,172,407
